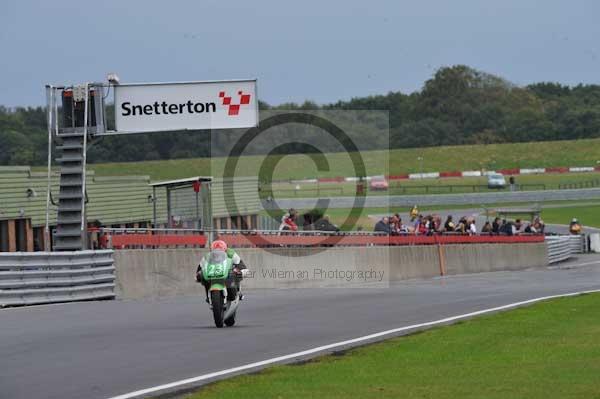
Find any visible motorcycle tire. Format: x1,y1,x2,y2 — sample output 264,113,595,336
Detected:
225,312,236,327
211,290,224,328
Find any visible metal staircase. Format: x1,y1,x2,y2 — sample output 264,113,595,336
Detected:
53,133,87,251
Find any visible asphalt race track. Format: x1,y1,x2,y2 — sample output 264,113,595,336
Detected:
2,256,600,399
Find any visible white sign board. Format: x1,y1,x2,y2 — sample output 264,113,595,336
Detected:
112,79,258,134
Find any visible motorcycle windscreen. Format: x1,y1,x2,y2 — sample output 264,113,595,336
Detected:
203,250,230,280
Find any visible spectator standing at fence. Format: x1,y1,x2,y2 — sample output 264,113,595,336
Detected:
570,218,583,235
455,217,467,234
444,215,455,232
396,217,409,234
427,215,437,235
375,216,391,234
492,217,501,234
481,221,492,234
410,205,419,221
500,220,515,236
524,222,537,234
314,215,340,232
413,214,422,232
467,218,477,235
533,217,545,234
389,215,400,235
515,219,523,234
279,209,298,232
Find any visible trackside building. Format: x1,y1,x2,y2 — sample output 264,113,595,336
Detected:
0,166,261,251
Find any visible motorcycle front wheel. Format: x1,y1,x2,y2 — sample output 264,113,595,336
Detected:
210,290,224,328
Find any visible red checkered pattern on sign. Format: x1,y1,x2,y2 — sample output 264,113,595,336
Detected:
219,90,252,116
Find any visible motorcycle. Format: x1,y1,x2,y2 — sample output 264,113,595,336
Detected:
200,250,242,328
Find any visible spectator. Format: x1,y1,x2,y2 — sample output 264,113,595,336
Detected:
515,219,523,234
410,205,419,221
569,218,583,235
426,215,437,235
432,215,442,234
533,217,545,234
279,208,298,232
481,221,492,234
455,217,467,234
467,218,477,235
314,215,339,232
492,217,501,234
500,220,515,236
374,216,392,234
524,222,537,234
389,215,400,235
414,214,423,232
396,217,409,234
415,215,428,235
444,215,455,232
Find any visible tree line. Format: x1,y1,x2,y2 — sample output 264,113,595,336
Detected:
1,65,599,165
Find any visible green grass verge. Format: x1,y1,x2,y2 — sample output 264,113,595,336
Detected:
184,293,600,399
542,205,600,228
36,138,600,181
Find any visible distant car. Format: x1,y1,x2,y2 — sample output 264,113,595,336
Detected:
487,173,507,189
370,176,389,191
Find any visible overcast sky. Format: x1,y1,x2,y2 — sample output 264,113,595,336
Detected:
1,0,598,107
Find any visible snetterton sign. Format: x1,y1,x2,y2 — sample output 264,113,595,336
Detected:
113,79,258,134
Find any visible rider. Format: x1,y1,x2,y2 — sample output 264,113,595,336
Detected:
196,240,247,302
569,218,583,235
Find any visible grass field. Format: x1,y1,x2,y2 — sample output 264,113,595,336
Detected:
60,138,600,181
185,293,600,399
542,204,600,228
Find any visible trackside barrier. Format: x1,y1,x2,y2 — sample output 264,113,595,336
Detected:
546,235,587,264
0,250,115,307
98,228,207,249
97,228,546,249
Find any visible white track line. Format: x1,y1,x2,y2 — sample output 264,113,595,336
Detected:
107,288,600,399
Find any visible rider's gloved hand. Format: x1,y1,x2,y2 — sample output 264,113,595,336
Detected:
233,267,243,276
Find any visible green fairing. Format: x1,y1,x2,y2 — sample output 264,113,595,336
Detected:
202,250,233,283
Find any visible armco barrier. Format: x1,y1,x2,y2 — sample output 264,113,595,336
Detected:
0,250,115,307
546,235,587,264
113,243,548,299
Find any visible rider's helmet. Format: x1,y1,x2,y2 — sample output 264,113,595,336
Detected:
572,218,579,224
211,240,228,252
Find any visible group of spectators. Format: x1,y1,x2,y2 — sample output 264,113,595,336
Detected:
278,207,549,236
279,208,340,233
374,212,545,236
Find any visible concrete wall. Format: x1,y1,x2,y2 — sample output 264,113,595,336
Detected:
113,243,548,300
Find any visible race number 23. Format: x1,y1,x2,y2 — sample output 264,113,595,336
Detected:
207,264,224,277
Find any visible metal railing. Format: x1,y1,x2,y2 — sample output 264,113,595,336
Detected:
546,235,587,264
0,250,115,307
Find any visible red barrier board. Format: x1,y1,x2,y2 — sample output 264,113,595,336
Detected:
109,233,207,248
217,233,544,248
497,168,520,175
440,171,463,178
387,174,409,180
